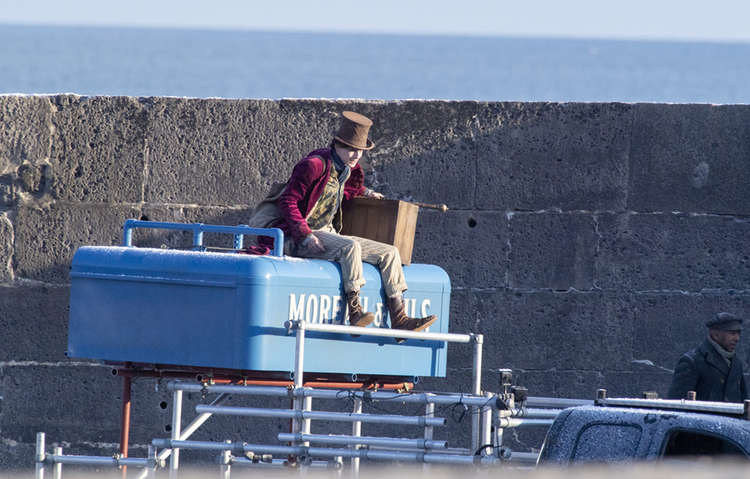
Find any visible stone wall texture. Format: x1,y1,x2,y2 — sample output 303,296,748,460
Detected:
1,95,749,469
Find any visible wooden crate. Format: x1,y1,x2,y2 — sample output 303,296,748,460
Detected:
341,198,419,265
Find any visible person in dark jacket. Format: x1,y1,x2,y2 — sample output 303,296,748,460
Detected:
248,111,437,333
667,312,749,402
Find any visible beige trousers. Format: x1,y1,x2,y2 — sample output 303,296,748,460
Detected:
286,227,407,298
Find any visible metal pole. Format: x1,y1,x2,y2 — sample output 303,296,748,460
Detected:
192,228,203,250
497,418,555,428
299,393,313,471
170,382,291,396
147,445,157,479
278,433,447,450
220,440,232,479
424,400,435,445
493,408,503,453
331,456,344,477
292,321,306,441
53,447,62,479
423,397,435,473
294,322,306,388
195,404,446,426
601,397,745,415
45,455,150,467
350,397,362,478
525,397,593,408
170,382,505,408
471,334,484,453
286,320,472,343
35,432,46,479
233,233,244,250
480,392,493,455
169,389,183,477
302,395,313,437
153,439,499,466
511,408,564,419
120,374,132,478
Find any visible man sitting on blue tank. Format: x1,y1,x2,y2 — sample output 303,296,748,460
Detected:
249,111,437,332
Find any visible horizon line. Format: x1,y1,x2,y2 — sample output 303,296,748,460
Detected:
2,20,750,46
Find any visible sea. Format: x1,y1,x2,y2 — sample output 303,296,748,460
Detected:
1,24,749,103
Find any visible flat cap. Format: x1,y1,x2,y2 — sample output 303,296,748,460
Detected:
706,312,743,331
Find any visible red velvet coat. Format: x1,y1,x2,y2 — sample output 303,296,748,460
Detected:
275,148,366,243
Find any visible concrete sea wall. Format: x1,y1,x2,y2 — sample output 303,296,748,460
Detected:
1,95,749,468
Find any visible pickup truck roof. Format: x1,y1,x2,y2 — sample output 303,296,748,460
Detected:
537,397,750,465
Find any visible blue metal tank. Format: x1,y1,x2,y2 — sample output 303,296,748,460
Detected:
67,222,451,378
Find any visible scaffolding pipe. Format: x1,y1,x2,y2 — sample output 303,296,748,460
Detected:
525,397,593,408
292,321,306,440
407,446,471,455
480,392,493,453
511,408,564,419
35,432,45,479
195,404,446,426
498,418,555,428
493,409,503,452
302,395,313,437
169,382,292,396
278,433,448,450
220,440,232,479
351,397,362,478
154,439,291,454
471,334,484,453
285,320,474,343
424,396,435,446
152,439,498,465
229,457,330,468
169,381,505,408
52,447,62,479
169,389,182,477
599,397,746,415
423,398,435,473
35,433,157,478
146,446,157,479
45,454,151,467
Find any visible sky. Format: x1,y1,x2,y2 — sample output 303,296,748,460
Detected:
1,0,750,43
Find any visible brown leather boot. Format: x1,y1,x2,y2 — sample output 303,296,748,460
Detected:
387,295,437,332
346,291,375,328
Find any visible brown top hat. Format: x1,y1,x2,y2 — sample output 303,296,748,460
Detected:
334,111,375,151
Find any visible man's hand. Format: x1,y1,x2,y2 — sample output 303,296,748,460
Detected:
366,190,384,200
299,233,325,255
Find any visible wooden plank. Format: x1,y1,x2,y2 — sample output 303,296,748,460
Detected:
393,201,418,264
341,198,418,265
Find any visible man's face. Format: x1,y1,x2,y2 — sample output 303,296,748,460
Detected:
710,329,741,352
335,144,364,168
